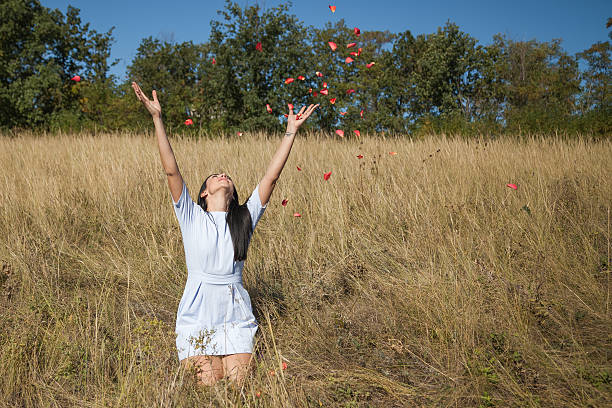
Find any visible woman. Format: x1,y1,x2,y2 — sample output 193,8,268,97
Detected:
131,82,318,385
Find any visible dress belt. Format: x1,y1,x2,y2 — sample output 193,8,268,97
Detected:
188,271,243,285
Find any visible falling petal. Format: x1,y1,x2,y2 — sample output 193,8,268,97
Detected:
335,129,344,137
329,5,336,13
266,104,272,113
345,57,354,64
350,52,358,57
296,166,302,171
313,91,319,97
293,212,301,217
389,151,398,155
316,71,324,77
320,89,329,95
353,130,360,137
285,77,295,84
282,362,288,370
366,62,376,68
70,75,81,82
296,114,301,120
346,89,355,95
328,42,337,51
360,109,364,118
308,88,313,93
357,47,362,56
256,42,262,51
283,114,288,118
323,82,328,88
339,111,347,116
237,131,243,136
288,103,294,110
212,58,216,65
357,154,364,159
282,198,288,206
330,98,336,104
256,391,261,398
347,43,357,48
298,75,305,80
354,27,361,36
184,119,193,125
506,183,518,190
323,171,332,181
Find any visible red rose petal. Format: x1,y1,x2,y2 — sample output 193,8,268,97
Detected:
71,75,81,82
256,42,262,52
345,57,354,64
308,88,313,93
506,183,518,190
354,27,360,36
323,82,328,88
288,103,294,110
360,109,364,118
323,171,332,180
296,166,302,171
298,75,305,80
346,89,355,95
329,5,336,13
316,71,324,77
350,51,358,57
353,130,360,137
366,62,375,68
184,119,193,125
389,151,397,155
357,47,362,56
282,198,288,206
330,98,336,104
266,104,272,113
293,212,301,217
212,58,216,65
357,154,363,159
313,91,318,97
328,42,337,51
335,129,344,137
347,43,357,48
285,77,294,84
282,362,287,370
320,89,328,95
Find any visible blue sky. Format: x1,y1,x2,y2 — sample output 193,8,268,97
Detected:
42,0,610,81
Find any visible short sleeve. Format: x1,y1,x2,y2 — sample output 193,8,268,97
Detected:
245,184,267,230
172,181,196,230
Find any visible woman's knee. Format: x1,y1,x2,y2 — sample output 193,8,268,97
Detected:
182,356,224,385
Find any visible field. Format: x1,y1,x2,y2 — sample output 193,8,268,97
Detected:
0,132,610,407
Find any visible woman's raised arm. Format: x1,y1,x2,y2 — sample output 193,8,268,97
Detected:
258,103,319,206
132,82,184,202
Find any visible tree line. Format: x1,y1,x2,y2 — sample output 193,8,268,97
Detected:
1,0,610,137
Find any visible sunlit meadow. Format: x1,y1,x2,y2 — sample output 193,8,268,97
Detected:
0,132,610,407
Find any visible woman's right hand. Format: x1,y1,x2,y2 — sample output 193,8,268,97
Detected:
132,82,162,119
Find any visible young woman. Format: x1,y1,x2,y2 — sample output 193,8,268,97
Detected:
131,82,318,385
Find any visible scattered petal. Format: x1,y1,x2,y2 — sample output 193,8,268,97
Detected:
360,109,364,118
345,57,354,64
330,98,336,104
293,212,301,217
313,91,319,97
346,89,355,95
316,71,324,77
323,171,332,180
335,129,344,137
296,166,302,171
350,52,358,57
256,42,262,52
237,131,243,136
212,58,216,65
283,114,288,118
389,151,398,155
323,82,328,88
284,77,295,84
288,103,294,110
357,154,364,159
506,183,518,190
320,89,329,95
269,370,276,375
357,47,362,56
354,27,361,36
353,130,360,137
70,75,81,82
282,198,288,206
184,119,193,125
298,75,306,80
339,111,347,116
308,88,313,93
347,42,357,48
282,362,288,370
328,42,337,51
266,104,272,113
366,62,376,68
256,391,261,398
296,114,301,120
329,5,336,13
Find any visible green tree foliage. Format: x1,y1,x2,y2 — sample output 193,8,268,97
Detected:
0,0,114,130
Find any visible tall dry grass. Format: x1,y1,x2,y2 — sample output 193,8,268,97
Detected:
0,132,610,407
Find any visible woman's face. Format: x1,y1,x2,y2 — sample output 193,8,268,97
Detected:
201,173,234,199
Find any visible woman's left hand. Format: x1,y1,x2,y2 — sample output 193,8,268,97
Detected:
286,104,319,134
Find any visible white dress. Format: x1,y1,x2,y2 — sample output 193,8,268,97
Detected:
172,181,266,360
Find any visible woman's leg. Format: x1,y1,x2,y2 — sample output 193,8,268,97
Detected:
222,353,252,384
181,355,224,385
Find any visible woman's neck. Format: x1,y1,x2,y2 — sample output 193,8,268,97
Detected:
206,194,229,212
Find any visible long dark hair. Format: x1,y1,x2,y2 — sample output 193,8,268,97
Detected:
196,175,253,261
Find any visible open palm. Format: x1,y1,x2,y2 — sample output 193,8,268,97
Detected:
132,82,161,118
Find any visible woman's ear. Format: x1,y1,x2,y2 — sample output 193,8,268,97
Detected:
200,191,207,200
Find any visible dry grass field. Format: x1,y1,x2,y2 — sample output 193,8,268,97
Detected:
0,132,610,407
